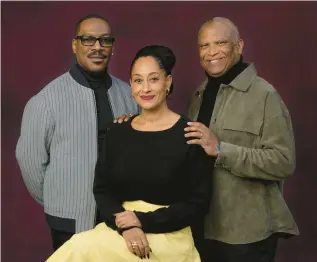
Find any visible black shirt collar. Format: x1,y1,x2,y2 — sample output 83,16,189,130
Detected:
69,62,112,90
206,56,249,87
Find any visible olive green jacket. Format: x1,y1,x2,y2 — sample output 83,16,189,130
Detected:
188,64,299,244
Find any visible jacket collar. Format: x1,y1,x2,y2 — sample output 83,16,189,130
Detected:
228,63,257,92
198,63,257,96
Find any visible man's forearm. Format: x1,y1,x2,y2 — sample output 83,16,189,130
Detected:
215,141,295,181
16,146,46,204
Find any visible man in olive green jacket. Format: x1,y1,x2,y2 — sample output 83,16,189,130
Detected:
185,17,299,262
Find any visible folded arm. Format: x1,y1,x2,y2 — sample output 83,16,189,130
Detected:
134,145,213,233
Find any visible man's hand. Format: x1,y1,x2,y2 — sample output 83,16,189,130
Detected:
113,114,133,123
122,227,151,259
115,210,142,228
184,121,220,157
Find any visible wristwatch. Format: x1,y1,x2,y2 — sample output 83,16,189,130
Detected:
216,144,221,155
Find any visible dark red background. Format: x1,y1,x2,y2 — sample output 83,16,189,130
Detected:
2,1,317,261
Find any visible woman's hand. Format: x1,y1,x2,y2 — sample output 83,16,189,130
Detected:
122,227,151,259
115,210,142,228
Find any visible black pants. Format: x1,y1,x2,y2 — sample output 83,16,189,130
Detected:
201,234,278,262
50,228,74,251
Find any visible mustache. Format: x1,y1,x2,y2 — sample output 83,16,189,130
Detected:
88,51,107,58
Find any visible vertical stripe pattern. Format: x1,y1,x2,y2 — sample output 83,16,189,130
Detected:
16,72,138,233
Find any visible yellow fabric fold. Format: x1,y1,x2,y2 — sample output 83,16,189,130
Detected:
46,200,201,262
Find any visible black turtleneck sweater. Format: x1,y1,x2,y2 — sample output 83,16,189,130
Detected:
76,63,114,225
197,57,248,127
76,63,113,134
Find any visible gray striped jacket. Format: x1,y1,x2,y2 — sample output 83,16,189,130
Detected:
16,69,138,233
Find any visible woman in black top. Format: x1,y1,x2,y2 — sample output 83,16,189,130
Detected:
47,45,214,262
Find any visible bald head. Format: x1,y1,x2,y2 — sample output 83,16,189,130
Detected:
199,17,240,43
197,17,244,77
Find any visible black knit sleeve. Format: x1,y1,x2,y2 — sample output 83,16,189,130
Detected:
135,145,214,233
93,125,125,230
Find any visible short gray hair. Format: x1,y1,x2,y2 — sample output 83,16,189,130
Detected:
199,17,240,43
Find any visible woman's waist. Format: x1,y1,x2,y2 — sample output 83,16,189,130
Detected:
122,200,169,212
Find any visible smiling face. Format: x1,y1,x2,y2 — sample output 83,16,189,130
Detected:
72,18,114,73
198,21,243,77
130,56,172,112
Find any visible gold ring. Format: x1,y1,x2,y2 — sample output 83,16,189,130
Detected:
131,241,138,249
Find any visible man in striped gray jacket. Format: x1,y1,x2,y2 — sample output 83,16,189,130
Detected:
15,14,138,251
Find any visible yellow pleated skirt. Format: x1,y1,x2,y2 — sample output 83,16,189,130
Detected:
46,200,201,262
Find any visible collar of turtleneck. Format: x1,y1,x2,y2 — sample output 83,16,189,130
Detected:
205,56,249,87
76,63,107,83
69,62,112,90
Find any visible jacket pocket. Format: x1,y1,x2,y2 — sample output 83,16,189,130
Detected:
221,117,263,147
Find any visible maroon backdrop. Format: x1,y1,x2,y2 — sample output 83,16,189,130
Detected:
2,1,317,261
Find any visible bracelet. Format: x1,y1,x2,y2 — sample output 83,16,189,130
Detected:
117,225,140,235
216,144,221,154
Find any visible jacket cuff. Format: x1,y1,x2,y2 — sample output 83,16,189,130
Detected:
215,142,239,171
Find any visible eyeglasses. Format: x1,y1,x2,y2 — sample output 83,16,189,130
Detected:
75,36,115,47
